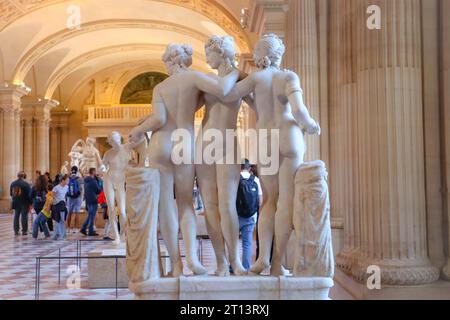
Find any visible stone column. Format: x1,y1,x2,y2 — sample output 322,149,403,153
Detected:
15,110,22,176
22,98,58,175
421,0,446,271
442,0,450,280
339,0,439,285
35,119,49,174
50,126,59,177
285,0,320,161
331,0,360,272
0,85,29,210
22,118,34,179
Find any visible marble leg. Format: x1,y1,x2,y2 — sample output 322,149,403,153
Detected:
251,174,279,274
217,163,246,275
197,163,229,276
158,166,182,277
271,156,301,276
175,164,207,275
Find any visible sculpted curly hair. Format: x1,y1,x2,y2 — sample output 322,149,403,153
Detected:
204,35,236,66
162,43,193,68
253,34,285,69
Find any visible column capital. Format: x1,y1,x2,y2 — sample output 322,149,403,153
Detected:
22,118,34,127
22,97,59,122
0,83,31,112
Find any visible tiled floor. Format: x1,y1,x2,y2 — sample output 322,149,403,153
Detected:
0,213,346,300
0,213,246,300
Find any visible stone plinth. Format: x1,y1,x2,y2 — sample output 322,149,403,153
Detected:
88,244,128,288
129,276,333,300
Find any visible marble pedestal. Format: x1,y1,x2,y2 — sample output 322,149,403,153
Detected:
129,276,333,300
88,243,129,289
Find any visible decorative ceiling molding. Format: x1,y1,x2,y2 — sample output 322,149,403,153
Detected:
1,0,251,51
13,19,213,82
44,43,207,99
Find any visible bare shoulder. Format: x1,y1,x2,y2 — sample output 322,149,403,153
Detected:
282,69,300,83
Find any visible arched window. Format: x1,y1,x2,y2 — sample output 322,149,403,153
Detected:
120,72,168,104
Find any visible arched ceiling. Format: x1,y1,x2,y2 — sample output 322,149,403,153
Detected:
0,0,253,100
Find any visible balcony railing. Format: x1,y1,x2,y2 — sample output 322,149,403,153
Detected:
84,104,206,124
84,104,152,123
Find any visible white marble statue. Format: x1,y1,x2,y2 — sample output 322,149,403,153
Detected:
293,160,334,277
79,137,103,174
60,161,69,175
221,34,321,276
102,131,141,245
195,35,247,276
129,43,240,276
68,142,84,169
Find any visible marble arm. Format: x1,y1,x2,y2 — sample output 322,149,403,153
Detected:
129,89,167,143
193,69,240,98
100,153,109,174
286,72,320,135
72,139,86,150
243,93,256,111
221,73,256,103
196,94,205,111
125,136,146,151
96,151,106,173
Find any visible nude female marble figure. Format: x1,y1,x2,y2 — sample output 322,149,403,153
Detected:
129,43,240,276
101,131,141,246
222,34,321,276
195,35,247,276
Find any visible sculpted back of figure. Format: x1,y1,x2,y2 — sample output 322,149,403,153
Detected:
222,34,321,275
129,43,240,277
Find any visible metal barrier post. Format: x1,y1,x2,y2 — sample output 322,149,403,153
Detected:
58,247,61,284
115,257,118,299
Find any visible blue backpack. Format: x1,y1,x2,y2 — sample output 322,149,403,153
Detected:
236,175,259,218
68,177,80,198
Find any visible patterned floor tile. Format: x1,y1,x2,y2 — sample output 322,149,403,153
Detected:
0,213,257,300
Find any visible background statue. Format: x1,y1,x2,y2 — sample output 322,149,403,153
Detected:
69,140,85,169
84,79,95,105
293,160,334,278
79,137,103,175
60,161,69,175
195,35,247,276
101,131,141,246
220,34,321,276
129,43,240,276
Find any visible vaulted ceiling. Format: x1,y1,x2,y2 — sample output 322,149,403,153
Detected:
0,0,254,100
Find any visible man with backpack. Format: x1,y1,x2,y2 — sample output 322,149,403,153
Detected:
66,166,84,233
10,171,32,236
236,159,263,271
80,168,102,236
